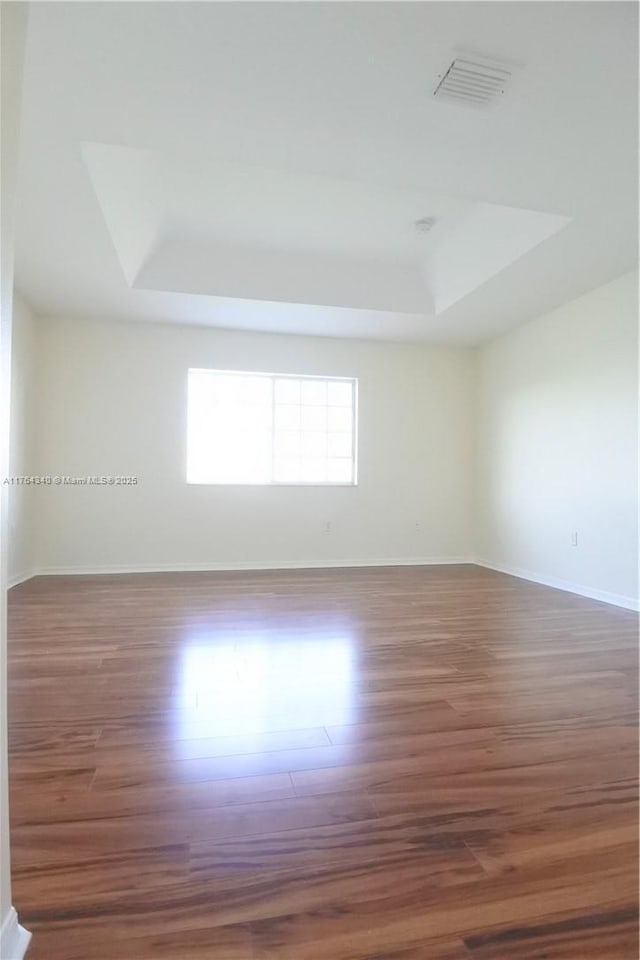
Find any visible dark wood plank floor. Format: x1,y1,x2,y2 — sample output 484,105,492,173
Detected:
7,564,639,960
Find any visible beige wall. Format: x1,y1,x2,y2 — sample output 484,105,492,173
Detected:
476,270,639,608
1,2,29,954
7,272,639,605
8,294,36,586
32,316,476,571
14,269,640,607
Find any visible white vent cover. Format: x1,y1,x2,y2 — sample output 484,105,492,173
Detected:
433,57,512,108
414,216,438,234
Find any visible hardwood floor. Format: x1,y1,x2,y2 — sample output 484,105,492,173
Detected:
7,564,639,960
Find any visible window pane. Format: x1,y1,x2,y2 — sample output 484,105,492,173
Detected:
216,374,271,407
301,405,327,431
327,380,352,406
238,375,272,405
301,432,326,459
274,378,300,405
273,457,301,482
327,458,352,483
275,404,300,430
327,432,352,458
300,458,327,482
188,370,356,486
189,425,272,483
301,379,327,406
187,371,271,483
328,406,352,432
274,430,301,458
215,440,271,483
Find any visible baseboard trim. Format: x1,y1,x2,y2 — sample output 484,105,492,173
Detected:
7,569,36,589
475,558,639,612
31,557,473,577
0,907,31,960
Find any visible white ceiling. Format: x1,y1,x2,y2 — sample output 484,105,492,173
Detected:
14,1,638,344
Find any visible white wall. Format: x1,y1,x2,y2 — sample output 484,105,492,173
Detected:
33,316,475,572
476,270,639,609
1,2,31,957
7,294,36,587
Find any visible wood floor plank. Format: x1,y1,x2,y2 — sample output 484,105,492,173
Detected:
7,565,638,960
23,921,254,960
359,943,472,960
10,793,377,868
91,727,497,792
464,906,638,960
21,843,486,943
249,852,636,959
369,760,635,819
12,844,190,914
93,726,332,765
10,773,298,828
188,810,490,881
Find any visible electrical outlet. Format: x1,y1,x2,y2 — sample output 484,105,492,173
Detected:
571,531,578,547
323,521,332,535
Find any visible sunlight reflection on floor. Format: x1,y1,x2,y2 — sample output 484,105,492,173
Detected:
174,627,357,746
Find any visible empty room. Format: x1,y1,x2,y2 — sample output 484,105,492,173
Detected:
1,1,638,959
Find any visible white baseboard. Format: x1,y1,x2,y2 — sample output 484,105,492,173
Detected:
7,568,36,589
31,557,473,577
0,907,31,960
475,558,639,612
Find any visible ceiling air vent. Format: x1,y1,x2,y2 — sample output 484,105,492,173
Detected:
414,216,438,234
433,57,512,108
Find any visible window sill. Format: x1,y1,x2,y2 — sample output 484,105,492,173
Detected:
186,481,358,487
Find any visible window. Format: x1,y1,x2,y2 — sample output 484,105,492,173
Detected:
187,369,357,485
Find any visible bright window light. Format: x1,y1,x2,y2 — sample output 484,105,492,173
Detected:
187,369,358,485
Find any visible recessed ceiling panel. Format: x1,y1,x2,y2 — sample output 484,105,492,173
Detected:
82,143,571,316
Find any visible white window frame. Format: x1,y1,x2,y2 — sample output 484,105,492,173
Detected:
187,368,359,486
